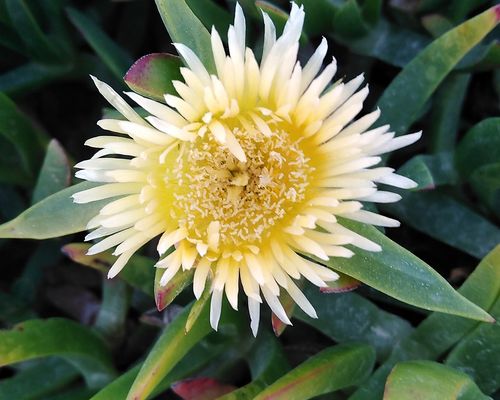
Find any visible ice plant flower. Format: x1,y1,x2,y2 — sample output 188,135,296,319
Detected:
73,3,420,335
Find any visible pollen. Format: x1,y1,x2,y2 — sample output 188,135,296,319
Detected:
171,120,314,254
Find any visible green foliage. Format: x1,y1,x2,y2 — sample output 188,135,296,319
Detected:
0,1,499,399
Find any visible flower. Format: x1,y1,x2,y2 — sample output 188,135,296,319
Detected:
73,2,420,335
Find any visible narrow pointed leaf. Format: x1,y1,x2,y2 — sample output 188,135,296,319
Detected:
67,7,132,81
384,361,490,400
317,218,493,322
0,92,46,177
32,139,71,204
0,358,78,400
254,344,375,400
0,318,116,388
126,302,211,400
155,266,194,311
219,331,290,400
124,53,182,102
376,5,500,135
296,289,412,361
455,117,500,178
382,191,500,259
446,295,500,394
0,182,106,239
350,245,500,400
154,0,216,73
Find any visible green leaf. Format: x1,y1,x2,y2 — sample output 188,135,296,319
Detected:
0,291,35,324
296,288,412,361
185,0,232,35
333,0,369,38
428,73,471,153
376,5,500,135
154,260,194,311
333,19,430,68
46,387,97,400
0,62,71,96
0,92,47,177
455,118,500,179
91,334,231,400
446,295,500,394
94,279,130,344
350,245,500,400
384,361,490,400
66,7,132,81
126,302,211,400
317,218,493,322
382,191,500,259
62,243,155,296
124,53,182,102
397,152,458,190
469,163,500,218
0,358,78,400
0,182,107,240
5,0,62,63
32,139,71,204
218,331,290,400
253,344,375,400
154,0,216,73
0,318,116,388
295,0,338,37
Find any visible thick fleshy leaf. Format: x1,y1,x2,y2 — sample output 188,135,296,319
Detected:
0,318,116,388
186,278,211,333
382,191,500,259
295,0,338,36
455,118,500,178
469,163,500,218
333,19,430,68
94,279,130,344
124,53,182,102
376,5,500,135
0,92,46,177
0,358,78,400
446,295,500,394
333,0,369,38
296,288,412,361
90,335,226,400
5,0,63,63
428,74,471,153
126,302,211,400
0,182,106,239
32,139,71,204
62,243,155,296
397,153,458,190
383,361,490,400
253,344,375,400
66,7,132,81
0,291,35,324
155,0,216,73
0,62,71,96
318,218,493,321
350,245,500,400
185,0,232,34
155,265,194,311
172,378,236,400
218,331,290,400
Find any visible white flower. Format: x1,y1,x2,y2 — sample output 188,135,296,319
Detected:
73,3,420,335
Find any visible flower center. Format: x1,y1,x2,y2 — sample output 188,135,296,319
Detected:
170,120,314,253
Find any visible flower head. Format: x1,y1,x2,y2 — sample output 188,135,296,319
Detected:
73,3,420,335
